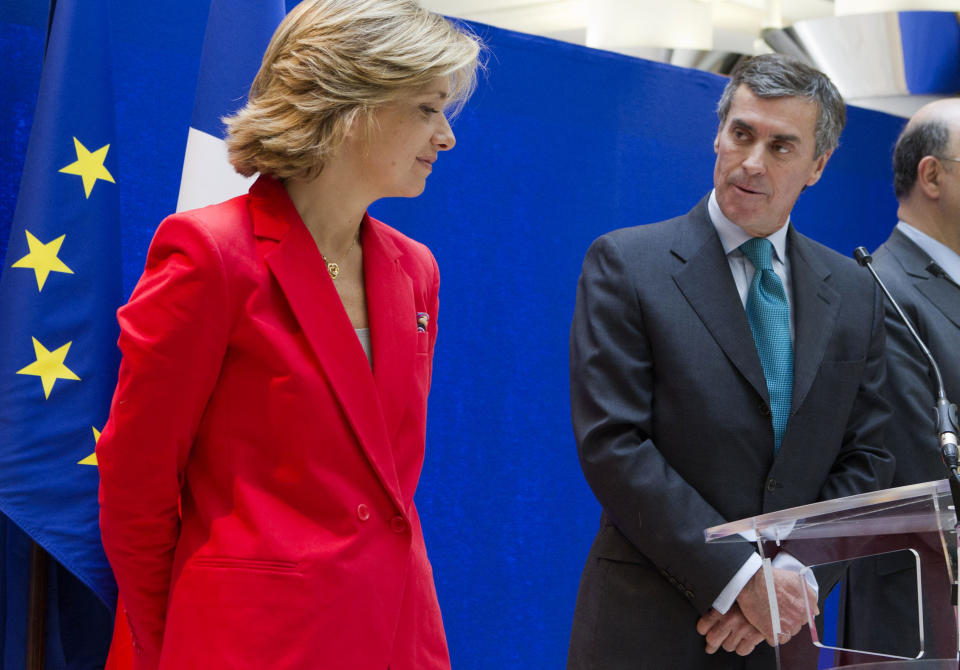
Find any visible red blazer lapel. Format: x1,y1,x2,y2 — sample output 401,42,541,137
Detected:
363,219,416,448
248,177,404,511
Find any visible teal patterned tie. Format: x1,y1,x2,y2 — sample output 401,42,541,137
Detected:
739,238,793,451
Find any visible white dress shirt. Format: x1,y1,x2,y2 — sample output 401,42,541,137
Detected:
708,190,795,341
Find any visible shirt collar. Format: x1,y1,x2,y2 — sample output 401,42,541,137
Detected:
896,220,960,284
708,189,790,264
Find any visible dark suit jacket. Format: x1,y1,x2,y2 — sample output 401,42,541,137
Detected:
567,198,894,670
839,226,960,659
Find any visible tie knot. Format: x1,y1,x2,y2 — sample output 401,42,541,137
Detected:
740,237,774,271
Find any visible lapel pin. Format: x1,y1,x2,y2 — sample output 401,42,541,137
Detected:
417,312,429,332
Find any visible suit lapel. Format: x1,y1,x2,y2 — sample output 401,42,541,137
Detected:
671,201,770,403
919,279,960,329
249,178,404,511
363,218,416,445
889,228,960,330
788,229,840,411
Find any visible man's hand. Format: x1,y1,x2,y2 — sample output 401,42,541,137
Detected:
696,604,765,656
736,567,819,646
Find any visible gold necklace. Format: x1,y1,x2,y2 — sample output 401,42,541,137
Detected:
320,235,359,280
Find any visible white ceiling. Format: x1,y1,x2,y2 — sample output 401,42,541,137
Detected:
422,1,960,117
423,0,834,54
422,1,957,55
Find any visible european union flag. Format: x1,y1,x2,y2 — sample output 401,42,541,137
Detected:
0,0,120,666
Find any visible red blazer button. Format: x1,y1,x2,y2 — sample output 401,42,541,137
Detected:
357,504,370,521
390,516,407,533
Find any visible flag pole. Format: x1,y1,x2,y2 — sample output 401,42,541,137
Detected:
24,3,58,666
26,541,49,670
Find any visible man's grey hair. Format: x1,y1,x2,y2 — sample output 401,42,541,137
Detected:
717,53,846,159
892,119,950,199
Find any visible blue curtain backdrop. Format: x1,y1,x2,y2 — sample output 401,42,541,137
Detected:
1,2,905,669
0,6,48,664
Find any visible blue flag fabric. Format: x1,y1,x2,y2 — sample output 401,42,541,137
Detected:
192,0,286,138
176,0,285,212
0,0,121,658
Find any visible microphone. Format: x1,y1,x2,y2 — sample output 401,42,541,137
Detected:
926,260,960,291
853,247,960,479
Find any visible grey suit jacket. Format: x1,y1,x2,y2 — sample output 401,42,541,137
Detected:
567,198,894,670
873,227,960,484
839,226,960,659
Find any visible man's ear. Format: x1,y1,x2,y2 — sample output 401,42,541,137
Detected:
916,155,942,199
805,149,833,188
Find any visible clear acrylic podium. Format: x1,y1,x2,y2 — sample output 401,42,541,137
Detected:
705,479,959,669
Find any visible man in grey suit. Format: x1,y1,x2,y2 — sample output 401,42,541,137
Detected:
567,54,894,669
839,99,960,660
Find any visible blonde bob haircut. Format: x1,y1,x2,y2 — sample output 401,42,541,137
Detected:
224,0,482,180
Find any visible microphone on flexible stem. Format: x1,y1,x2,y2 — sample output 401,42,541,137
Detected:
855,247,960,500
926,260,960,291
856,246,960,613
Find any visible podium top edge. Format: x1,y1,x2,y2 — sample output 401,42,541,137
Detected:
704,479,952,543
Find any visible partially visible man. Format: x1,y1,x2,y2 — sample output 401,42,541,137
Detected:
839,99,960,660
567,54,894,669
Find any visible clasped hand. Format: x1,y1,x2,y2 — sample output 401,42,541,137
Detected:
695,567,819,656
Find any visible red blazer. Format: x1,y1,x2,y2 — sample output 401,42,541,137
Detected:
97,176,449,670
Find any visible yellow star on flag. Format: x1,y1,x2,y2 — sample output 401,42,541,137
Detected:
58,137,115,198
78,426,100,466
16,337,81,399
11,230,74,291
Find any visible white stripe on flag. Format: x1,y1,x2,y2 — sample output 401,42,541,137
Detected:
176,126,256,213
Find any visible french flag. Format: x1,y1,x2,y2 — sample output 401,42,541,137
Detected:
176,0,286,213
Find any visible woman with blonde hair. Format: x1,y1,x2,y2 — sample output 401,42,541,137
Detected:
96,2,481,668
